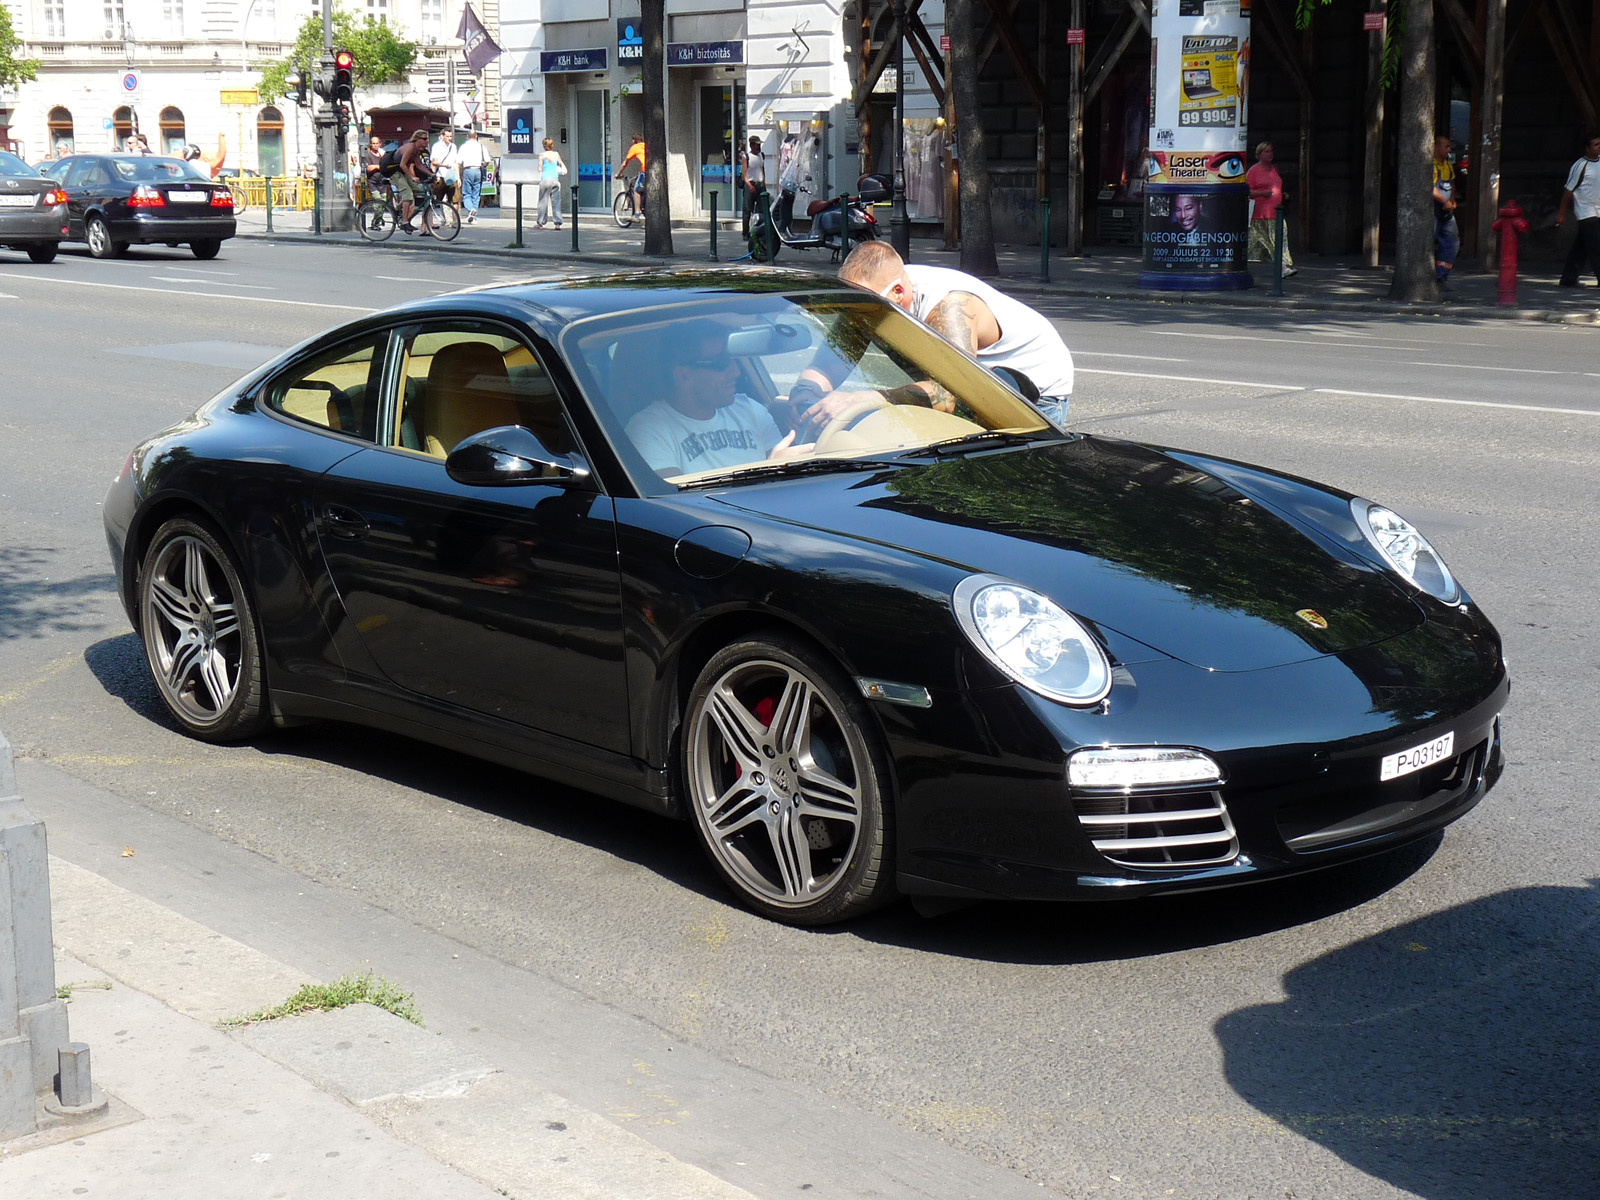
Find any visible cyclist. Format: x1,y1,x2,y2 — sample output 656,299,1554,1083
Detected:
615,133,646,219
389,130,433,234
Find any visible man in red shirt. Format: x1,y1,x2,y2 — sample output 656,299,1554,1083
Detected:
1245,141,1296,277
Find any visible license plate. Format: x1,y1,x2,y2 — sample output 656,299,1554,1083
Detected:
1381,731,1454,781
168,191,208,204
0,194,35,207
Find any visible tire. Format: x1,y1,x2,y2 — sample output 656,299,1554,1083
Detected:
612,190,636,228
137,517,269,743
228,183,249,214
357,199,397,242
424,199,460,241
86,216,124,259
26,243,58,264
191,238,221,260
682,633,896,925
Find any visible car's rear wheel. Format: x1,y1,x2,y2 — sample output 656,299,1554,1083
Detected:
26,243,58,264
137,517,269,743
86,217,125,259
191,238,221,260
683,634,895,924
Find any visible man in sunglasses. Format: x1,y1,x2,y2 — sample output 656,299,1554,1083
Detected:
626,321,810,477
832,242,1073,430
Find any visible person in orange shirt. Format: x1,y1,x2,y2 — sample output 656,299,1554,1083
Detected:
615,133,646,218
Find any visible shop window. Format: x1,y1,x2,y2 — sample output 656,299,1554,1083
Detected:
113,106,134,149
47,106,74,155
159,106,185,156
257,106,285,176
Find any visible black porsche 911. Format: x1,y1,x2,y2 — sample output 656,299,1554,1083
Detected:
103,269,1507,925
40,153,235,260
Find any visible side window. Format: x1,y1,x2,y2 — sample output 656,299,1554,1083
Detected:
262,334,387,441
391,324,575,459
67,159,109,188
44,159,72,183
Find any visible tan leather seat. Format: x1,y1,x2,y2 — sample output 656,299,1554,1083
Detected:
421,341,519,458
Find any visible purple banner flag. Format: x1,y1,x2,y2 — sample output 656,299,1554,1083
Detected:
457,3,503,75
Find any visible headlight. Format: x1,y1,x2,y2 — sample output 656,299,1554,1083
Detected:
952,575,1113,705
1351,500,1459,603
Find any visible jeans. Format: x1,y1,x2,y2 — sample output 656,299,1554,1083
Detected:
461,167,482,215
537,181,562,225
1435,215,1460,276
1036,396,1070,431
1559,216,1600,285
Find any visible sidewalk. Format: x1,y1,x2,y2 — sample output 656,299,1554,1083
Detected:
0,858,758,1199
234,204,1600,324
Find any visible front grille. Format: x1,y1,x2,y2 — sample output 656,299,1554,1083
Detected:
1073,789,1240,868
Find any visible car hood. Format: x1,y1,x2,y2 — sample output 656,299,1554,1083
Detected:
710,437,1425,672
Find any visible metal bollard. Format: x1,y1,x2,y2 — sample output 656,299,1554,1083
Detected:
265,178,274,234
709,191,719,261
312,179,321,237
1273,210,1286,296
514,184,524,248
571,184,579,252
1040,197,1052,282
839,195,851,260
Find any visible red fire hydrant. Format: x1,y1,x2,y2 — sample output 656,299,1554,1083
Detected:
1491,200,1529,307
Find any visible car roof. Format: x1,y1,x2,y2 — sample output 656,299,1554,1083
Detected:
446,266,863,327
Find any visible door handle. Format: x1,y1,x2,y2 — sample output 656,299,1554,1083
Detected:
321,504,370,540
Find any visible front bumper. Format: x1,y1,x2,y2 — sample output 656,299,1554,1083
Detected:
884,617,1509,900
0,206,68,243
108,214,237,244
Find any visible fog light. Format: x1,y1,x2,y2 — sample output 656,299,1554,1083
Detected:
1068,747,1223,790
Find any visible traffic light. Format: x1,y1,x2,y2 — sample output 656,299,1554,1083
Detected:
312,65,333,101
286,65,309,108
334,50,354,103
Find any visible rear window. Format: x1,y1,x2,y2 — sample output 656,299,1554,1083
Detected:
0,151,34,177
108,157,210,183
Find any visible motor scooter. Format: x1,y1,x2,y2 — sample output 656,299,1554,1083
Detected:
745,173,886,263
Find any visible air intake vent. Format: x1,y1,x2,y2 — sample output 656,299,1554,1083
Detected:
1074,789,1239,868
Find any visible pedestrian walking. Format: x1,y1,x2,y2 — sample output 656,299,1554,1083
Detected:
362,134,385,203
431,129,461,205
458,128,488,224
740,135,765,236
1433,136,1459,285
536,138,566,229
1245,141,1296,276
1557,132,1600,288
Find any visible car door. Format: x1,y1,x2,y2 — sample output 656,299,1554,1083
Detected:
62,157,109,237
311,319,631,754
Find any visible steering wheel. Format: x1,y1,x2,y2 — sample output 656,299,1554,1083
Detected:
813,393,894,455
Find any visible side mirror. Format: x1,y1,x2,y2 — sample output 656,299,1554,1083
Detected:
445,425,590,487
989,364,1041,402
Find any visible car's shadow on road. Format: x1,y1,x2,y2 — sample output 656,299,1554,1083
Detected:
1215,879,1600,1199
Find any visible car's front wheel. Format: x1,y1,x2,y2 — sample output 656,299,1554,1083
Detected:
86,217,125,259
683,634,895,924
26,243,58,264
191,238,221,260
137,517,269,743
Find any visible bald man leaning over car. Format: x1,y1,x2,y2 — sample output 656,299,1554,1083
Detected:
822,242,1075,430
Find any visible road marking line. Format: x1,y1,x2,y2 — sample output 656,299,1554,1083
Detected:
0,272,371,311
148,275,278,290
1075,351,1188,362
1150,330,1436,351
1403,361,1562,374
372,274,472,284
1077,367,1306,390
1315,388,1600,417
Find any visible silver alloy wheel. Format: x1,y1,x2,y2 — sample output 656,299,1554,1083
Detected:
87,218,110,256
141,534,243,727
688,659,864,908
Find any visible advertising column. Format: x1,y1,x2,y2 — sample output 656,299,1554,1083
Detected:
1141,0,1253,290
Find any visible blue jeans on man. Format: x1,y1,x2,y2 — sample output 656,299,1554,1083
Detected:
461,167,483,220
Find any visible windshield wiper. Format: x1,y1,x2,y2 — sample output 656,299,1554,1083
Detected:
923,430,1047,456
681,456,912,489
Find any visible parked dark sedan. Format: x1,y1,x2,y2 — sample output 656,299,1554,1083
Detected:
102,269,1507,924
0,149,67,262
41,153,235,259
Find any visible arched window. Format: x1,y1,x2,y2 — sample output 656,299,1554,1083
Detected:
113,106,134,149
256,105,284,176
159,106,186,156
47,106,74,155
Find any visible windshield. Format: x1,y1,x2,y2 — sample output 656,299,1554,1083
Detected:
560,292,1051,492
0,151,34,177
109,157,210,183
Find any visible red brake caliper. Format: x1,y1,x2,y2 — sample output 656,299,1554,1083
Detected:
733,694,779,779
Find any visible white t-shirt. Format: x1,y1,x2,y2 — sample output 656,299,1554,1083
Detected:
1565,156,1600,221
626,395,783,475
906,265,1074,399
431,138,459,173
457,139,488,170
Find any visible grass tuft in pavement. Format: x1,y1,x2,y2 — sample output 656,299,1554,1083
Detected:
221,971,424,1028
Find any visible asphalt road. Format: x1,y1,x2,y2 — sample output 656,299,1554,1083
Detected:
2,237,1597,1200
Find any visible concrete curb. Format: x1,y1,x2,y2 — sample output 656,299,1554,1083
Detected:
234,228,1600,324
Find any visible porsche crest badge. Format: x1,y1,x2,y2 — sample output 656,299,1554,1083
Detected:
1296,608,1329,630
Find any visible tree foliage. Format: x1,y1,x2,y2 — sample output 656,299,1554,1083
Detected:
0,4,40,90
258,9,417,103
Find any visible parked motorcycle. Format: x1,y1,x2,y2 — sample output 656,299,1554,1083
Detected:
746,173,887,263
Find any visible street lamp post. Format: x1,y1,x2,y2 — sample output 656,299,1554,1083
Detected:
889,0,910,259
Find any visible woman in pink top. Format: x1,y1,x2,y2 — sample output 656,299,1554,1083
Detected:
1245,141,1296,276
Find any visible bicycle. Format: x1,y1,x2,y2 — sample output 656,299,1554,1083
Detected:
226,180,249,215
357,176,459,242
612,177,645,228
